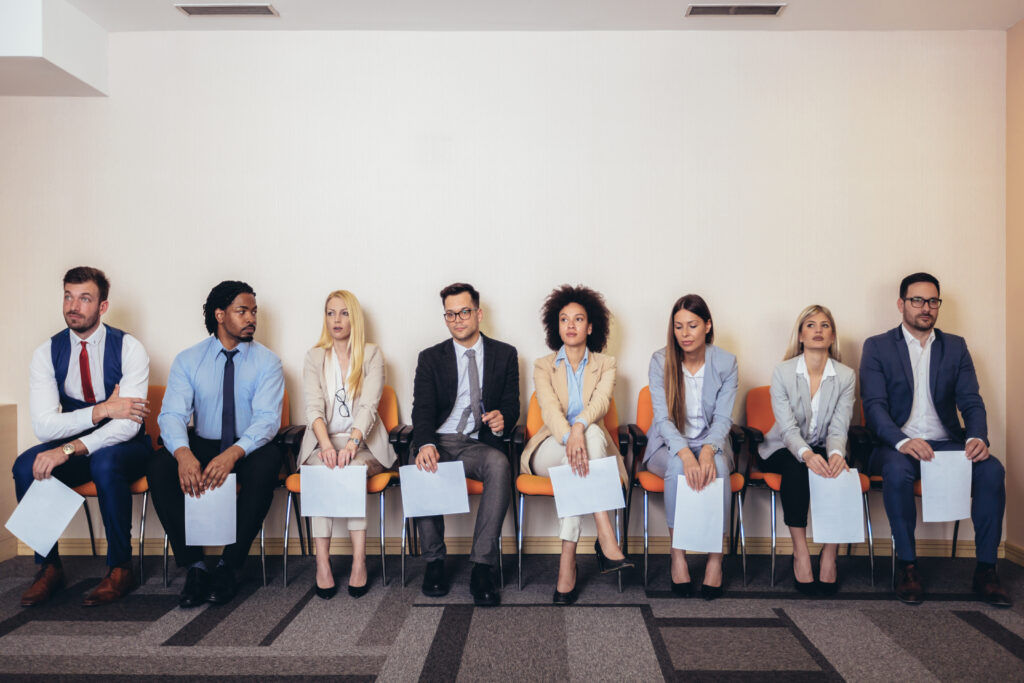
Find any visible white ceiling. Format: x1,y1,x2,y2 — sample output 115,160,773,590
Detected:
64,0,1024,32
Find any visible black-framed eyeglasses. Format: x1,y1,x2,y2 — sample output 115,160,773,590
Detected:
903,297,942,309
335,388,351,418
443,308,477,323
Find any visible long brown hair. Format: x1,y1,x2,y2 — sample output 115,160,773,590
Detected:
664,295,714,430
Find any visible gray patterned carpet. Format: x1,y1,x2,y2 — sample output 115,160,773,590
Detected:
0,552,1022,681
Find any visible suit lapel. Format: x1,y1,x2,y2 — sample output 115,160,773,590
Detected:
700,347,717,422
892,326,914,390
929,330,943,400
481,334,497,408
816,371,836,426
582,353,599,403
441,341,458,407
552,355,570,411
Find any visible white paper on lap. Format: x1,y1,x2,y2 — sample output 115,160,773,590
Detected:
671,475,724,553
299,465,367,518
399,461,471,517
185,473,236,546
808,468,865,544
920,451,972,522
4,478,84,557
548,456,625,519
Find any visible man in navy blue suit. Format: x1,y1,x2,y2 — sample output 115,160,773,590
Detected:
861,272,1008,607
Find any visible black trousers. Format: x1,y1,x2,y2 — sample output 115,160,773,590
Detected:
148,436,281,570
759,446,827,528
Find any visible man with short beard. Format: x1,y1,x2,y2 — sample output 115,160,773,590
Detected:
148,280,284,608
861,272,1009,607
13,266,153,607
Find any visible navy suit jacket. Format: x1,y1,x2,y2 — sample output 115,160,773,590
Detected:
859,325,987,449
411,334,520,455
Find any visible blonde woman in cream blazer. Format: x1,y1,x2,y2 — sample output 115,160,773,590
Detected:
759,304,854,596
299,291,396,600
521,285,633,605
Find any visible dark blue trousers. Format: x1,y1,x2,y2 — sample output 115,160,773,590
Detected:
12,436,152,567
869,440,1005,564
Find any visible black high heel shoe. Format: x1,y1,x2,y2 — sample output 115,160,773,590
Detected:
671,579,693,597
315,563,337,600
817,547,839,596
553,564,579,605
594,540,635,575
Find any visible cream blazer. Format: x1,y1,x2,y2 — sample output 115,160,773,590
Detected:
298,343,397,469
520,350,623,476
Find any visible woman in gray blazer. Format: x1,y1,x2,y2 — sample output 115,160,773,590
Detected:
644,295,737,600
299,290,396,600
759,304,855,595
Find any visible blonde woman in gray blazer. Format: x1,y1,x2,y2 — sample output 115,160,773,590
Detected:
299,291,396,599
759,304,855,596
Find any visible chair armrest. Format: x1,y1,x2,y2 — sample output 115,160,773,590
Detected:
847,425,874,471
625,424,647,482
729,424,746,449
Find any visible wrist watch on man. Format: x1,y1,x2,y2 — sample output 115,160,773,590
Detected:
62,443,75,456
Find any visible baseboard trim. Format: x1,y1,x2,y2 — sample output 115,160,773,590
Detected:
1004,542,1024,566
18,536,1005,559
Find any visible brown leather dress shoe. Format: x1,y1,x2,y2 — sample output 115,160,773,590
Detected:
21,563,65,607
894,563,923,605
973,566,1012,608
82,565,136,607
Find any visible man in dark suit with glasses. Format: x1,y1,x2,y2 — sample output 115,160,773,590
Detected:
411,282,520,606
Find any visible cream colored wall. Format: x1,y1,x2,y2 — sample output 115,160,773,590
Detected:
1007,20,1024,553
0,30,1008,548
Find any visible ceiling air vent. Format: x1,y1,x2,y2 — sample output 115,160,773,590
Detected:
686,4,786,16
175,4,278,16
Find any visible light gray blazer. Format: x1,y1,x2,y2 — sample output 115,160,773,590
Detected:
760,356,856,462
644,344,738,469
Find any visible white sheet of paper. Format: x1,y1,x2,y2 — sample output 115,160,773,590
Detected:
399,461,471,517
299,465,367,518
185,473,236,546
921,451,972,522
809,468,865,544
671,476,725,553
548,456,625,519
4,478,84,557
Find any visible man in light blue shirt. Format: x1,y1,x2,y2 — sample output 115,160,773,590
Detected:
148,280,284,608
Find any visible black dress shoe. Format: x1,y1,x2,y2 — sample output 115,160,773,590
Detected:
179,567,209,608
670,580,692,597
470,563,500,607
347,583,369,599
973,566,1012,608
793,577,817,596
421,559,450,598
700,584,724,601
594,540,635,575
206,564,238,605
316,583,338,600
894,563,924,605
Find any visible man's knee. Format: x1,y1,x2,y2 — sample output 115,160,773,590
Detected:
879,449,915,484
973,456,1005,492
479,447,511,484
12,448,40,482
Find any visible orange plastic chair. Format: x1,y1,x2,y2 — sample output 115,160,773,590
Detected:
74,384,164,583
513,393,629,591
282,385,402,587
744,386,874,586
628,386,748,587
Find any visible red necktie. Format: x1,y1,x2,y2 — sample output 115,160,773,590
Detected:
79,341,96,404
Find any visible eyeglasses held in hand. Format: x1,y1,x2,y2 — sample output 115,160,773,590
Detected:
443,308,477,322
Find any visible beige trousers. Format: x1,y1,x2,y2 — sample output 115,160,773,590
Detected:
530,424,611,543
306,434,385,536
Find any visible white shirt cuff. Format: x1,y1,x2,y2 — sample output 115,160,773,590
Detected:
895,438,910,451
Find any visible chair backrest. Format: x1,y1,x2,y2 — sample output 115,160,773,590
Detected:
636,386,653,433
281,388,290,428
746,385,774,434
378,385,399,432
144,385,165,450
525,392,619,440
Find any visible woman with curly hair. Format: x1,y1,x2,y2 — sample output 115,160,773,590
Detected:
298,290,396,600
644,294,737,600
520,285,634,605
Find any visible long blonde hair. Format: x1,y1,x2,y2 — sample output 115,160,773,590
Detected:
664,295,714,431
316,290,366,399
783,304,842,361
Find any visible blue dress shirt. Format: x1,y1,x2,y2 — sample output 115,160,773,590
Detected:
555,346,589,443
159,336,284,456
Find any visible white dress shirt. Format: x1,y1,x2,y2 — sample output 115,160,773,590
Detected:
29,325,149,454
682,364,707,439
794,354,841,459
436,336,485,438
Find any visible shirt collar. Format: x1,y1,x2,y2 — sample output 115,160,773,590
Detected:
555,345,589,369
211,335,250,360
682,363,704,379
452,335,483,359
70,323,105,347
796,354,837,379
901,324,935,349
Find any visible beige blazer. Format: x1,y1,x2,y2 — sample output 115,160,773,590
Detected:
298,343,397,469
520,350,621,475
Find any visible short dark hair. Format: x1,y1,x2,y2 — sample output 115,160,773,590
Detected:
541,284,611,352
439,282,480,307
203,280,255,335
63,266,110,302
900,272,940,299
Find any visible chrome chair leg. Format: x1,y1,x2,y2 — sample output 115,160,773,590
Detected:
379,490,387,587
138,491,148,584
401,517,408,587
260,523,266,587
290,491,306,557
283,491,292,587
643,490,649,588
615,509,623,593
770,490,777,587
517,493,525,590
951,520,960,558
498,536,504,588
83,502,97,556
738,492,747,586
864,492,875,586
163,533,169,587
891,534,896,589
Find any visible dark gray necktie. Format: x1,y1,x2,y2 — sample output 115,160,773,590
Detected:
220,349,239,452
456,349,483,434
